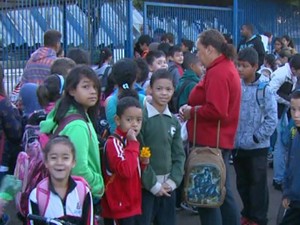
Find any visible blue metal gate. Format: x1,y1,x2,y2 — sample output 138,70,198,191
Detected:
143,2,233,46
0,0,134,93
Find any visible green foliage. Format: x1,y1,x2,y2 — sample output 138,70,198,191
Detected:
133,0,144,10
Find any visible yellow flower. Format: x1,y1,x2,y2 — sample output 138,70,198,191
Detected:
140,147,151,158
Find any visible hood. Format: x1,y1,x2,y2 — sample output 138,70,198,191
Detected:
30,47,56,62
40,104,77,133
20,83,42,116
180,69,200,82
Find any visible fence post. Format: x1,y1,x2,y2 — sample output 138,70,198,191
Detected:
233,0,238,47
127,0,133,58
63,1,68,55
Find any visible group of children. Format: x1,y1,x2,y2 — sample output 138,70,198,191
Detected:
1,28,300,225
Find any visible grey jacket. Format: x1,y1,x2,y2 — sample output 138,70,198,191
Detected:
235,77,278,150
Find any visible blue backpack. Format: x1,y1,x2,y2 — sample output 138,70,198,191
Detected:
256,81,268,110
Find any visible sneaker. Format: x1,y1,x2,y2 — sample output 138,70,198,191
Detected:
180,202,198,214
241,216,250,225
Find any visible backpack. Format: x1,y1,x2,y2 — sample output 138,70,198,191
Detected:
256,81,268,111
36,175,89,216
184,110,226,208
14,114,85,218
97,105,110,148
169,79,195,113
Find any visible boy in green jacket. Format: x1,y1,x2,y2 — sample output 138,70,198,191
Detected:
137,69,186,225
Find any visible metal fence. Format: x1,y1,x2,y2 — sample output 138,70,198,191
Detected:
0,0,134,93
143,2,233,48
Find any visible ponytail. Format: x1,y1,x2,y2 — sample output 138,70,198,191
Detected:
220,42,236,60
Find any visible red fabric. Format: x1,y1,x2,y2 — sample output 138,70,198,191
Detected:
101,128,142,219
187,54,241,149
177,64,184,76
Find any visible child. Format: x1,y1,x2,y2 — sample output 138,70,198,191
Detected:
95,47,112,78
136,69,185,225
28,136,93,225
101,95,144,225
50,57,76,77
138,35,152,58
167,45,184,87
144,50,168,93
105,58,145,133
280,90,300,225
181,39,194,53
233,48,277,225
134,58,149,95
40,65,104,199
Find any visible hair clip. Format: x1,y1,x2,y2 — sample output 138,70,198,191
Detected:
56,74,64,94
122,83,130,90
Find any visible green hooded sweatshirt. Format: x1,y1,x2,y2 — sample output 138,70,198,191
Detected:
40,106,104,198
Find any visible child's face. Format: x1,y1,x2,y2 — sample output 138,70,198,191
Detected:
291,98,300,127
191,61,205,77
69,77,98,111
45,143,75,182
115,106,143,135
150,78,174,108
170,51,184,65
181,43,188,52
237,60,258,81
149,56,168,72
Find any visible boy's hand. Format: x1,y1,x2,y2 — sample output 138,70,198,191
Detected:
156,186,171,197
126,129,137,141
179,104,192,121
282,198,290,209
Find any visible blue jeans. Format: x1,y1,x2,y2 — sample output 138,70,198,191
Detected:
273,114,288,183
198,150,240,225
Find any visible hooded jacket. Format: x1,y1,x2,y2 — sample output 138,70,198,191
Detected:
176,69,200,108
40,106,104,198
235,75,278,150
21,47,57,85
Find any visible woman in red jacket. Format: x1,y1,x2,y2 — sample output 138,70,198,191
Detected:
180,29,241,225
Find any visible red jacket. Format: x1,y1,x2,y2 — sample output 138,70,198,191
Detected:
101,128,142,219
187,54,241,149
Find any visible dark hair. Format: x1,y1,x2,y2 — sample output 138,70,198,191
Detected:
134,58,149,84
264,54,277,71
167,45,182,57
282,35,295,49
50,58,76,76
0,64,5,96
67,48,90,65
263,32,272,38
146,50,166,65
161,32,174,44
279,47,292,60
223,33,233,44
157,43,171,56
243,23,254,34
111,58,138,90
198,29,236,60
116,96,141,117
37,74,64,107
118,89,139,101
182,39,194,51
44,30,62,47
138,35,152,46
182,52,199,70
289,54,300,70
98,47,112,68
44,135,75,161
274,37,284,46
291,89,300,100
150,69,173,88
54,65,100,129
238,47,258,66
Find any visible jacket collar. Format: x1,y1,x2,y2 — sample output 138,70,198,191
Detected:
207,54,227,70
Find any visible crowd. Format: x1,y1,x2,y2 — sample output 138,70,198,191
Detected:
0,22,298,225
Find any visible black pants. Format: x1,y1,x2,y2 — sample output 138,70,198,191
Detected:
104,216,138,225
280,206,300,225
233,149,269,225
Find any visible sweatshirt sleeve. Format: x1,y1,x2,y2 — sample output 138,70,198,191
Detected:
269,70,291,106
189,72,231,121
0,98,23,142
105,95,117,133
166,119,185,191
62,123,104,198
81,190,94,225
106,137,140,178
254,86,278,142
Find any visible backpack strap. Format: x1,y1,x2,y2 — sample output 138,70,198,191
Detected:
70,176,88,208
103,133,125,175
176,79,195,108
36,178,51,217
256,81,268,110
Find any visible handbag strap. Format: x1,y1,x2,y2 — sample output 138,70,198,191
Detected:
192,106,221,148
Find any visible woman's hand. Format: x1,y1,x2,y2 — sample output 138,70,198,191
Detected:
179,104,192,121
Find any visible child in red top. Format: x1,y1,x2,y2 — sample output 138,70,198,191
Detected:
101,94,145,225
